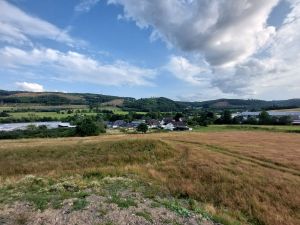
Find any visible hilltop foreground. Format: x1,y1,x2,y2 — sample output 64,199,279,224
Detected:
0,131,299,225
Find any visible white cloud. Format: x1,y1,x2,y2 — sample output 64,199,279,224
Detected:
113,0,299,99
108,0,279,67
0,1,78,46
75,0,100,12
0,47,156,86
212,0,300,98
16,82,45,92
165,56,209,85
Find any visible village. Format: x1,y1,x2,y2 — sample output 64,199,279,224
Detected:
105,117,192,131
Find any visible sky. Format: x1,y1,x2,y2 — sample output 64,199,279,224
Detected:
0,0,299,101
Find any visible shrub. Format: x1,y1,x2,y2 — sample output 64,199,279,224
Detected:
76,118,100,136
137,123,148,133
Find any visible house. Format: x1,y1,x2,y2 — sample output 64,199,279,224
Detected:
160,117,174,126
104,121,113,128
164,121,191,131
292,120,300,125
131,120,145,127
112,120,126,128
124,122,136,130
146,119,160,129
58,122,76,128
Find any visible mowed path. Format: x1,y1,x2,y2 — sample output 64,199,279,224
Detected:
161,131,300,174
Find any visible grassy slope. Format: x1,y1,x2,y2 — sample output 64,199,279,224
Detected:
0,132,299,225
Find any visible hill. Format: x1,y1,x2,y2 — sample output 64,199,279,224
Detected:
1,90,300,112
0,90,133,107
1,132,299,225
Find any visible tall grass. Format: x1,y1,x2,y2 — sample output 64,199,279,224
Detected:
0,132,299,225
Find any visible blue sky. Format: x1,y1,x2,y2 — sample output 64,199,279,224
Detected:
0,0,299,101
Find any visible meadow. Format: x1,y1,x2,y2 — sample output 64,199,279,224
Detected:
0,131,299,225
7,111,97,120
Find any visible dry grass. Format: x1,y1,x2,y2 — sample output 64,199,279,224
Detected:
0,131,299,225
162,132,300,171
0,138,173,177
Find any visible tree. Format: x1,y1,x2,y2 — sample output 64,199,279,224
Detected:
76,118,100,136
0,111,9,117
258,110,271,125
278,116,292,125
174,113,183,122
245,116,258,125
137,123,148,133
220,110,232,124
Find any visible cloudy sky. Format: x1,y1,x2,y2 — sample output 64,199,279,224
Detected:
0,0,299,101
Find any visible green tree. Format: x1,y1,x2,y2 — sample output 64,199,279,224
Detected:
220,110,232,124
0,111,9,117
137,123,148,133
174,113,183,122
76,118,100,136
245,116,258,125
259,110,271,125
278,116,292,125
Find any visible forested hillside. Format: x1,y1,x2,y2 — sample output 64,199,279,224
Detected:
1,90,300,112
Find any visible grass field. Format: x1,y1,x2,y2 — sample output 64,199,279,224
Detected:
7,111,97,119
0,104,146,118
192,125,300,133
6,110,146,119
0,131,299,225
0,104,89,111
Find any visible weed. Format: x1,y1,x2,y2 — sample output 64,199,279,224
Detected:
72,198,88,211
150,201,160,208
162,200,191,218
83,171,104,179
14,213,29,225
107,194,137,209
135,210,153,222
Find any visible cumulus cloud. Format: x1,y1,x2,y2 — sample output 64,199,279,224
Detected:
108,0,300,98
0,1,78,46
106,0,300,99
212,0,300,97
75,0,100,12
109,0,279,67
16,82,45,92
165,56,209,85
0,47,156,86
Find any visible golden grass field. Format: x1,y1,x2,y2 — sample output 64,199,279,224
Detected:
0,131,299,225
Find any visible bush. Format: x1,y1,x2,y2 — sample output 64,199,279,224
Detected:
0,111,9,117
76,118,100,136
0,128,76,139
137,123,148,133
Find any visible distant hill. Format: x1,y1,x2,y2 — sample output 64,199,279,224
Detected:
1,90,300,112
196,99,300,111
0,90,133,106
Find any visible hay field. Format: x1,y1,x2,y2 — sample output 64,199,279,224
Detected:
0,131,299,225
